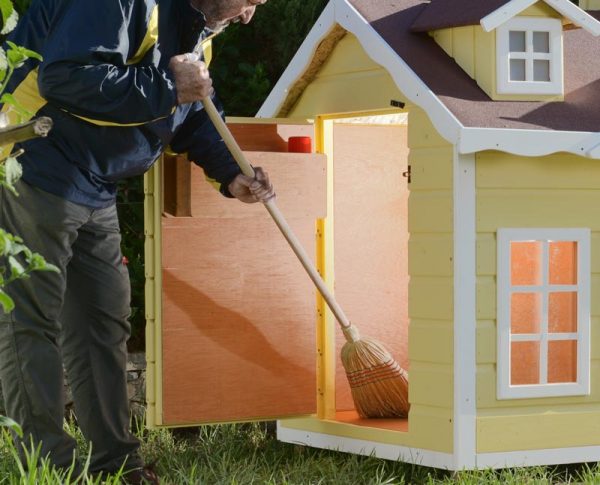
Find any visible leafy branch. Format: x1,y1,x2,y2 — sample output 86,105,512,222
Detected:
0,0,57,313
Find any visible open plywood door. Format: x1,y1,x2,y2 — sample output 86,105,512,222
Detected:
145,120,323,426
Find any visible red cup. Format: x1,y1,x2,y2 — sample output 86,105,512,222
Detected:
287,136,312,153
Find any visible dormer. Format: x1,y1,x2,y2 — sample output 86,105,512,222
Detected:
411,0,600,102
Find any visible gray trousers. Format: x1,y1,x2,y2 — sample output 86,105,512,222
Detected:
0,181,142,473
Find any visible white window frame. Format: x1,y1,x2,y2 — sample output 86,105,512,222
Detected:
497,228,590,399
496,17,563,95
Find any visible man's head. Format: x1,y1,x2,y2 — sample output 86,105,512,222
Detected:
191,0,267,33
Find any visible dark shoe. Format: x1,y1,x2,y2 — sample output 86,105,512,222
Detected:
122,464,160,484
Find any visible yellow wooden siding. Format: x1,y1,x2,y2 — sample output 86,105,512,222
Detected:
451,26,475,79
409,320,453,364
476,150,600,452
432,29,453,58
474,28,495,98
580,0,600,9
404,106,455,452
478,410,600,452
409,234,453,276
521,2,562,17
288,34,403,118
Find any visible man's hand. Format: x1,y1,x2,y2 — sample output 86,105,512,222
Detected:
228,167,275,204
169,54,212,104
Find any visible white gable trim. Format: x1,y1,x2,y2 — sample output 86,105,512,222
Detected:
481,0,600,36
258,0,600,159
258,0,463,146
459,128,600,157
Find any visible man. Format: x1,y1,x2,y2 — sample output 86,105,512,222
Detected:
0,0,271,482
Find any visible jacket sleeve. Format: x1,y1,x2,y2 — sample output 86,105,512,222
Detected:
170,96,242,197
36,0,177,125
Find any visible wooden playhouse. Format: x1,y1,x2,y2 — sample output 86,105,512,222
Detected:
145,0,600,470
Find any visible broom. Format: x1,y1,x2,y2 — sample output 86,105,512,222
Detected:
203,96,409,419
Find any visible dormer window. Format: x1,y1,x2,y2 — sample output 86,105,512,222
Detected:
496,17,563,95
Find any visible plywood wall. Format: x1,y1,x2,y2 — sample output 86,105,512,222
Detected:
160,150,326,425
331,123,410,412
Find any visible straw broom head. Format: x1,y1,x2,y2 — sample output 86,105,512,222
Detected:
341,324,410,419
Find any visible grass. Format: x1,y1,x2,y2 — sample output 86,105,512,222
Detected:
1,418,600,484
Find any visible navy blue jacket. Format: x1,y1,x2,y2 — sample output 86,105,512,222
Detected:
6,0,241,208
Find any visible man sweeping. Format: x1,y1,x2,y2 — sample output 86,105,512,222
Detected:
0,0,271,483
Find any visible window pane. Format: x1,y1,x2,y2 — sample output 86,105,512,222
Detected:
511,241,542,285
533,60,550,82
510,59,526,81
548,340,577,383
549,241,577,285
509,31,526,52
533,31,550,53
511,293,542,334
549,292,577,333
511,341,540,385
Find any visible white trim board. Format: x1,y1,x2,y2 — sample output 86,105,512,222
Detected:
277,425,455,469
452,151,477,469
481,0,600,35
458,128,600,158
257,1,600,160
279,424,600,470
477,445,600,469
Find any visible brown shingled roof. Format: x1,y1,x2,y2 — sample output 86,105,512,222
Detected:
411,0,511,32
348,0,600,132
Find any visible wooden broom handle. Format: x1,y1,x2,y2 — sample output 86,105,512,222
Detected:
203,96,352,330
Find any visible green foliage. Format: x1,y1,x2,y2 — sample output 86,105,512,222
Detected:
1,419,598,483
0,229,59,312
0,415,21,437
211,0,328,116
0,0,57,315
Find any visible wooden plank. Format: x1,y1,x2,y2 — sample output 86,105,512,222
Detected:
227,122,314,152
476,320,496,364
330,124,410,411
476,275,496,320
452,26,475,79
409,276,454,320
409,320,453,365
409,234,454,276
408,146,454,191
476,232,496,276
161,217,318,424
289,70,403,119
409,362,454,409
474,26,495,97
433,29,453,57
477,407,600,452
163,155,192,217
477,189,600,231
189,152,327,219
409,192,453,233
407,108,451,149
407,404,454,452
477,152,600,190
477,360,600,410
